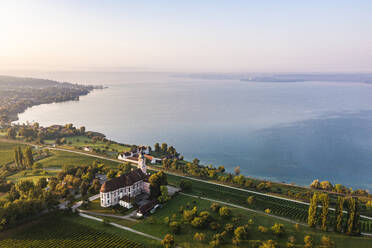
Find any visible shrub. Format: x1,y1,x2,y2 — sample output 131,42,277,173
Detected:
265,208,271,214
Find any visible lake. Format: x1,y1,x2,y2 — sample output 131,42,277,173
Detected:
15,71,372,191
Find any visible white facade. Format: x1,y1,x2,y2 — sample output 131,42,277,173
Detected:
118,152,133,160
100,180,144,207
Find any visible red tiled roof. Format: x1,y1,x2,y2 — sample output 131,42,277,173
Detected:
100,169,146,193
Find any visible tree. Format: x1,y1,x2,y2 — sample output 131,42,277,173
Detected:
234,226,249,241
154,143,160,152
217,165,225,173
6,127,17,139
310,179,320,189
23,147,34,169
271,223,285,237
210,202,220,212
191,217,205,228
149,171,167,199
79,126,86,134
161,143,168,153
158,186,170,203
234,166,240,175
193,232,205,242
304,235,313,248
14,147,21,169
37,178,48,189
346,197,360,235
119,162,131,174
219,206,231,218
161,234,175,248
106,170,117,179
192,158,200,166
319,193,329,231
308,193,318,228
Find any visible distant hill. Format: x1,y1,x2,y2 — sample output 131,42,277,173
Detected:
0,75,102,123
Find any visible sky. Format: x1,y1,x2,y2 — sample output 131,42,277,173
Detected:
1,0,372,73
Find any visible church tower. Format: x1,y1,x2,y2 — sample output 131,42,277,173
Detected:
138,150,147,174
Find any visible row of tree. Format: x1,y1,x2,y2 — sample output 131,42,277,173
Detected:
308,193,360,236
14,146,34,169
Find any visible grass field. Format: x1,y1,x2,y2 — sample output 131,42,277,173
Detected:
0,214,159,248
128,194,372,248
6,169,59,184
0,141,25,166
37,150,121,168
45,136,131,153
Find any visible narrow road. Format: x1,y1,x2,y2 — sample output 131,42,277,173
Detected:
49,147,372,221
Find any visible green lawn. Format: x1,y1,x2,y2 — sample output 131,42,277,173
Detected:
37,150,121,168
80,199,131,216
128,194,372,248
0,213,158,248
0,141,25,166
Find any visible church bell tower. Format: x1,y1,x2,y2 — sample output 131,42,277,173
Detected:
138,151,147,174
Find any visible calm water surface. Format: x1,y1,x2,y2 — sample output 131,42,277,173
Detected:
15,72,372,190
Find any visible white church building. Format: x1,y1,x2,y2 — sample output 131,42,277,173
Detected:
100,152,150,208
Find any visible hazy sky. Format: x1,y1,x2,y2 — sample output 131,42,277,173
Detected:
1,0,372,73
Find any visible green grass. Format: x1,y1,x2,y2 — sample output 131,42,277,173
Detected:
46,136,131,153
37,150,121,168
80,199,131,215
0,213,157,248
0,141,25,166
6,170,59,184
129,194,372,248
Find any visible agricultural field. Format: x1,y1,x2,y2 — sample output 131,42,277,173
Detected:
125,194,372,248
0,214,152,248
166,174,372,233
0,140,25,166
36,150,121,168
